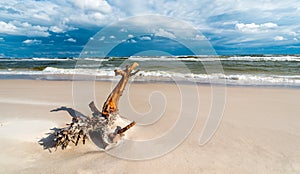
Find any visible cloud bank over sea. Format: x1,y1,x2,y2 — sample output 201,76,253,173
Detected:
0,0,300,57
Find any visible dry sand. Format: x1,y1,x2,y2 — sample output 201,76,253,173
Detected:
0,80,299,173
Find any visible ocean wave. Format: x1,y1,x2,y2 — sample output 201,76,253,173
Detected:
1,67,300,86
32,58,72,61
75,58,109,62
138,71,300,86
0,58,72,62
220,56,300,62
127,56,300,62
43,67,115,76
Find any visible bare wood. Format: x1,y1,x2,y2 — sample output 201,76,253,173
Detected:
102,62,139,118
89,101,102,117
41,62,140,151
117,121,136,134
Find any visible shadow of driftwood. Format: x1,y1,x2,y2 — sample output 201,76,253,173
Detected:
50,106,87,119
88,129,108,149
39,106,87,152
38,127,60,152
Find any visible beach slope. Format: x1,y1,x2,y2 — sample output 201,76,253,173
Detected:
0,80,299,173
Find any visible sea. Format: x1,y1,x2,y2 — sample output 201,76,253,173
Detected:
1,55,300,87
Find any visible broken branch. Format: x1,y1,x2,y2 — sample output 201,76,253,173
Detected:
101,62,139,118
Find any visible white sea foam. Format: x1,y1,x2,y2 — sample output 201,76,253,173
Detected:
220,56,300,62
0,58,72,62
141,70,300,86
43,67,115,76
76,58,109,62
127,56,300,62
32,58,72,61
1,66,300,86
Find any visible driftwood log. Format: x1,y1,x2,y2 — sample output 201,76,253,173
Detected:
41,62,139,150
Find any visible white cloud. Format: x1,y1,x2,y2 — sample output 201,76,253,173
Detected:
0,21,17,33
262,23,278,28
287,31,297,36
99,36,105,41
129,39,137,43
274,36,286,41
223,21,239,25
0,20,49,37
0,0,299,32
140,36,152,40
194,34,206,40
123,38,138,43
72,0,112,14
22,39,42,45
235,22,278,33
49,26,64,33
65,38,76,42
0,0,115,36
154,28,176,38
32,12,51,21
128,34,134,38
120,28,128,32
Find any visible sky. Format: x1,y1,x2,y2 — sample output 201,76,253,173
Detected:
0,0,300,58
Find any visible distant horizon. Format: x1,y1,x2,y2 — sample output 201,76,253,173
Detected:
1,54,300,59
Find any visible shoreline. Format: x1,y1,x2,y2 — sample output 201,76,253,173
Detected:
1,78,300,90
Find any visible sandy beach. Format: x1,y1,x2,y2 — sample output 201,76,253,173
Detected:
0,79,299,173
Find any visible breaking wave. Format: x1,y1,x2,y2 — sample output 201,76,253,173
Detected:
1,66,300,87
